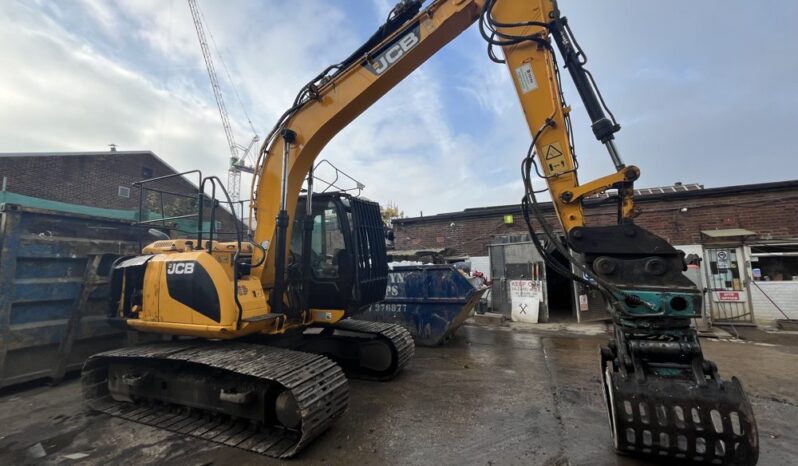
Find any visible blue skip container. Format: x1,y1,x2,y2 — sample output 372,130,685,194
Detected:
357,264,489,346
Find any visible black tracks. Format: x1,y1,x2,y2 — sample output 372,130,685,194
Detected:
319,319,415,381
82,341,349,458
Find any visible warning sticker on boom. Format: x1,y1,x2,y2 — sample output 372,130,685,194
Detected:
514,63,538,93
543,142,568,175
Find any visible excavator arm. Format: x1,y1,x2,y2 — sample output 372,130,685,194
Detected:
485,2,758,464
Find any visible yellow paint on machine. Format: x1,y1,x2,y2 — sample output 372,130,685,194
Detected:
311,309,346,324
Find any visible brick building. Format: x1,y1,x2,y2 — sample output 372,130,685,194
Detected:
0,150,242,238
393,180,798,324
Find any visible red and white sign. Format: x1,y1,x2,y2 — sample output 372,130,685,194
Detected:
717,291,741,302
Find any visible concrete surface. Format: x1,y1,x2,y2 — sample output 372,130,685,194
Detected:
472,312,506,326
1,323,796,465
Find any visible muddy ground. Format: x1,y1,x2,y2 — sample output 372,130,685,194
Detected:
1,322,796,465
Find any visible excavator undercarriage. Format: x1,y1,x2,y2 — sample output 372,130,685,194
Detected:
82,342,348,458
83,321,414,458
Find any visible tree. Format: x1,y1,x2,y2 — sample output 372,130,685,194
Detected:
381,201,404,227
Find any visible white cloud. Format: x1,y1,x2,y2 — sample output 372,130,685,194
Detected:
0,2,226,178
455,55,516,117
3,0,795,223
0,0,637,219
320,65,528,215
76,0,121,38
0,0,363,197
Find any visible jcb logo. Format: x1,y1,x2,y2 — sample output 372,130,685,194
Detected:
166,262,195,275
365,24,420,76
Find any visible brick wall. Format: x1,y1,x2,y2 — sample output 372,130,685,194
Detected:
393,181,798,257
0,152,241,237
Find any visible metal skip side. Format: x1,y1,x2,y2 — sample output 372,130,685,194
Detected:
0,204,158,389
357,265,489,346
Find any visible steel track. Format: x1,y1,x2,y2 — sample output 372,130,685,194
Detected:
82,341,349,458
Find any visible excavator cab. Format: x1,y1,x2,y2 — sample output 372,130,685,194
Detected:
291,192,389,314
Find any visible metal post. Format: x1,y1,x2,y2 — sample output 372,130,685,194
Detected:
306,168,314,217
300,168,315,318
271,129,297,316
208,182,217,252
138,185,144,223
279,139,291,211
197,187,204,245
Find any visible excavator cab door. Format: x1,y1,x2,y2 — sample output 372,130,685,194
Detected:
293,193,388,313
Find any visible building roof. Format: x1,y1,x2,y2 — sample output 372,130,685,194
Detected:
0,150,159,160
0,150,155,157
0,149,179,169
0,150,247,227
394,179,798,225
0,150,191,187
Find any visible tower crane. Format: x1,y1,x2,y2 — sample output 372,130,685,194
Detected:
187,0,258,203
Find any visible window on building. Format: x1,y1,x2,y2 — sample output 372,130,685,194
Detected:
118,186,131,198
215,220,223,232
141,166,153,179
751,244,798,281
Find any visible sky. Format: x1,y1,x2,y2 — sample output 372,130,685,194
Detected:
1,0,797,218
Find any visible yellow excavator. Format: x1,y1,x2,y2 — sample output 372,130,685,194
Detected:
81,0,758,463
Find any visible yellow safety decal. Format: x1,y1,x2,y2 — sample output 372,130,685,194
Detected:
543,142,568,175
